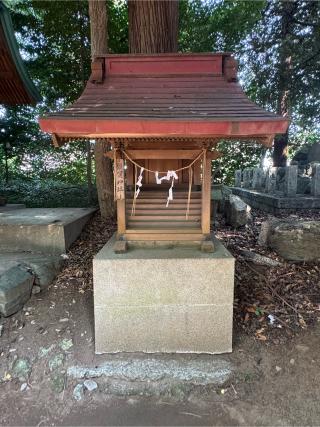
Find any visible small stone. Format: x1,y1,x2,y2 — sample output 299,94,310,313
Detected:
12,358,31,381
59,338,73,351
50,373,65,393
275,366,282,372
73,383,84,401
32,285,41,295
84,379,98,392
48,353,65,372
59,318,69,323
289,358,295,365
20,382,30,392
0,325,3,337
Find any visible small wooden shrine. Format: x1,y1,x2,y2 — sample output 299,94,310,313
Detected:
40,53,288,250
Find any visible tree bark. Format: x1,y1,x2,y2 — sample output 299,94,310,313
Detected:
88,0,108,58
88,0,115,217
128,0,179,53
273,1,296,167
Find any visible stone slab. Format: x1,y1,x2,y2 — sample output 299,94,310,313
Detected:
0,208,96,254
94,233,235,354
232,187,320,214
0,265,34,316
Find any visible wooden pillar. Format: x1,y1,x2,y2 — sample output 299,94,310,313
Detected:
115,151,126,235
201,153,211,235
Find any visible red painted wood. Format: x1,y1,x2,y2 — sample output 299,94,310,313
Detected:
39,118,288,137
106,54,222,75
39,53,290,139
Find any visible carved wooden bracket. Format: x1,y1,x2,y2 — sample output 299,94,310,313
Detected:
89,58,105,84
224,56,238,82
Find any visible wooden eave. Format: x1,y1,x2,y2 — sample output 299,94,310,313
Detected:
39,53,289,143
0,1,41,105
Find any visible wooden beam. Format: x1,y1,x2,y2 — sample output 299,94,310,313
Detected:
115,151,126,234
201,154,211,235
104,151,114,159
126,150,203,159
207,150,222,160
52,133,63,147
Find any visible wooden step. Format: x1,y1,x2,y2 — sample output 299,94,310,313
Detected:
127,203,201,211
128,215,200,220
127,197,201,202
126,209,201,215
127,221,200,229
125,228,202,234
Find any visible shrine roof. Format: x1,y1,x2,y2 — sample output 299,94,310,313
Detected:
0,1,41,105
39,53,288,142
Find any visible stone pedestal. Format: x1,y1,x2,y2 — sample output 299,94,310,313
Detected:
93,234,235,354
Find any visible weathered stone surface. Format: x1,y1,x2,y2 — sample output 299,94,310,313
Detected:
0,253,64,291
311,163,320,197
0,265,34,317
225,195,251,228
297,175,311,194
0,208,96,254
232,187,320,214
258,218,320,261
239,249,281,267
284,166,298,196
266,167,277,193
252,168,265,190
67,356,234,387
94,233,234,354
234,170,242,187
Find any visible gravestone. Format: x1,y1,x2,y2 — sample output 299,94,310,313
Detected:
284,165,298,196
252,168,264,190
234,170,242,187
266,167,277,193
311,163,320,197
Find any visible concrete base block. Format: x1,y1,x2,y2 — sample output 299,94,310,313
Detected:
0,208,96,254
94,233,235,354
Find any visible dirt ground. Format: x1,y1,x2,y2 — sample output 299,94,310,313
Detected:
0,211,319,426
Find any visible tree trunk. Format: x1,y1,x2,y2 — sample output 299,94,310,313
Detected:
88,0,115,217
128,0,179,53
88,0,108,58
273,1,296,167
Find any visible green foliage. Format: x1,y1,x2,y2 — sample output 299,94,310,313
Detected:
0,178,97,207
179,0,265,52
0,0,319,195
289,129,320,159
244,1,320,127
213,140,266,185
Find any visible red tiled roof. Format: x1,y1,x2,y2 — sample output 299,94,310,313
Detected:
0,1,40,105
39,53,288,140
